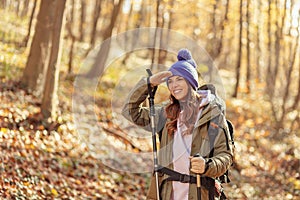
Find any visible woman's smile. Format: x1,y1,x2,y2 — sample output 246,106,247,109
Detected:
173,89,182,94
168,76,189,100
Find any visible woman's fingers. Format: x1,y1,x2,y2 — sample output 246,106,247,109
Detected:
150,71,172,86
190,156,205,174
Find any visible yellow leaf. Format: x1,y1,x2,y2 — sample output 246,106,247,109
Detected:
51,188,58,196
0,127,8,133
288,177,300,190
132,148,140,153
23,181,30,186
293,179,300,190
245,119,255,128
25,144,35,150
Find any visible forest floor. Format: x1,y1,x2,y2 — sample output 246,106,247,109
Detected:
0,77,299,200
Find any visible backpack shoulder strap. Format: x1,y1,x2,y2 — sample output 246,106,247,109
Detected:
207,114,231,157
207,115,221,158
226,119,235,147
207,115,233,184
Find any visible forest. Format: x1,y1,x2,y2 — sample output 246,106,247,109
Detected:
0,0,299,199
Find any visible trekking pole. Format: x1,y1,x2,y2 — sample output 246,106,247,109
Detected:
196,173,201,200
194,154,201,200
146,69,160,200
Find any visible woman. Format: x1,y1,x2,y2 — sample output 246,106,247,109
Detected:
122,49,234,200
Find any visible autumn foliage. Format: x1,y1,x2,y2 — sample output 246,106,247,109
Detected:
1,0,300,199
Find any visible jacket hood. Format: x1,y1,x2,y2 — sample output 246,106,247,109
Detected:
194,89,225,128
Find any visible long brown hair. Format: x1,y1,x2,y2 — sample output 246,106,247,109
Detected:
165,88,200,135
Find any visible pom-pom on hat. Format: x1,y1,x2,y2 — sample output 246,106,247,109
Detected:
168,49,199,90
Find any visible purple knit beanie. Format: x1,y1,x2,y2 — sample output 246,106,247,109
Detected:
168,49,199,90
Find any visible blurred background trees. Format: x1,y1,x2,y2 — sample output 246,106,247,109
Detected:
0,0,299,131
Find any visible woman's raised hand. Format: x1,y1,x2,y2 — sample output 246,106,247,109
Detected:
149,71,172,86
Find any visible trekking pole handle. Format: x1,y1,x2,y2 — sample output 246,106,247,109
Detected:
146,69,158,100
194,154,201,187
193,154,202,200
146,68,153,76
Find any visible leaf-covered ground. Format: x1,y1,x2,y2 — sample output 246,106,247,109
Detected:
224,95,300,200
0,79,299,199
0,80,149,199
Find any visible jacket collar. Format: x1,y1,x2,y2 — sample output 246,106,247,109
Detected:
194,99,222,128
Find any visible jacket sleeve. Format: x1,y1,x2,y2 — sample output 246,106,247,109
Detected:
122,77,166,132
203,115,234,178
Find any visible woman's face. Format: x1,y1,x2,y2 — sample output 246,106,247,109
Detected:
167,76,189,101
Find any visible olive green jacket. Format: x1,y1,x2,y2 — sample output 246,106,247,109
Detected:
122,78,234,200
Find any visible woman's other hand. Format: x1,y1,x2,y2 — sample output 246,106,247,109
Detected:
190,156,206,174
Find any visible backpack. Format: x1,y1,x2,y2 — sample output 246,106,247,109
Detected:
207,116,235,184
200,83,235,184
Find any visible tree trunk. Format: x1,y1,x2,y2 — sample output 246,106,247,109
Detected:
122,0,146,65
41,0,67,120
158,15,166,65
20,0,55,95
291,10,300,112
245,0,251,93
15,0,21,17
269,0,287,125
280,38,297,124
66,0,76,74
79,0,87,42
284,5,300,125
266,0,273,98
84,0,102,57
22,0,38,47
89,0,102,47
256,0,263,82
0,0,7,8
217,0,229,57
212,0,219,58
150,0,161,70
158,0,174,66
273,0,287,87
20,0,30,17
84,0,124,78
233,0,243,98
